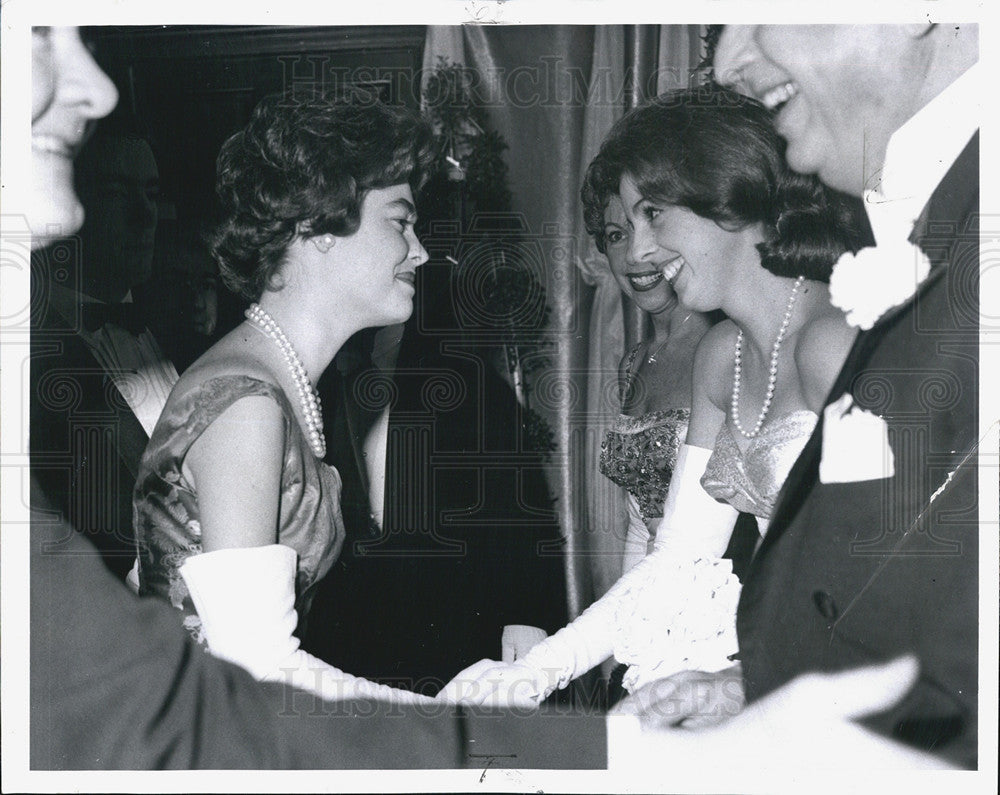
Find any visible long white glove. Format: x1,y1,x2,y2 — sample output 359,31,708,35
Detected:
653,444,740,559
180,544,435,705
517,445,739,701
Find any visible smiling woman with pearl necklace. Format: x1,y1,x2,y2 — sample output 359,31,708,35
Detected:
443,85,870,712
130,93,441,706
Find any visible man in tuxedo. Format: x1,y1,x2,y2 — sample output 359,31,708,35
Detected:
30,120,178,580
711,24,981,766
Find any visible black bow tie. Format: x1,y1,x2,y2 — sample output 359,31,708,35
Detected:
80,303,147,335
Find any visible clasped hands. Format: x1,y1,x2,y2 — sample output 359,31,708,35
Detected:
438,657,744,726
439,655,953,769
437,659,550,709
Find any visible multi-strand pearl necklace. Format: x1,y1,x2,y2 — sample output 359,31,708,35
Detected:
731,275,805,439
244,303,326,459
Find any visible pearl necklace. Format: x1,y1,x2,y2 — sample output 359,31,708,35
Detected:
731,275,804,439
245,303,326,459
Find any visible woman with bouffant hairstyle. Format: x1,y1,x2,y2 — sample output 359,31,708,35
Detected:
582,86,867,282
212,94,434,301
133,93,439,704
446,86,869,712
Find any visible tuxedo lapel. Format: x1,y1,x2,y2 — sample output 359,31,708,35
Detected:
911,132,979,262
47,319,150,480
31,311,151,578
752,131,979,567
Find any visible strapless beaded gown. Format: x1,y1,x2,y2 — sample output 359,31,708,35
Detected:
610,410,818,690
600,408,689,521
600,344,690,577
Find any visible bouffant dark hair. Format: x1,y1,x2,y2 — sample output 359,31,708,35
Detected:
212,93,435,301
581,86,868,281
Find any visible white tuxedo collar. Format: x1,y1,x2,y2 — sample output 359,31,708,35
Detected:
867,60,980,242
830,62,979,331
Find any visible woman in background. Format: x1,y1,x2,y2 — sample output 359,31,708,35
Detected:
444,86,866,707
133,93,437,705
584,167,713,574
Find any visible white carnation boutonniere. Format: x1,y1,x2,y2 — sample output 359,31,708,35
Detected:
829,222,932,331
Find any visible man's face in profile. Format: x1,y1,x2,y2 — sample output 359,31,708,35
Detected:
713,25,924,196
76,135,160,299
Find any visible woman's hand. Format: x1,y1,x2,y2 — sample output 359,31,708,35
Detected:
610,664,745,728
436,659,498,704
436,658,547,709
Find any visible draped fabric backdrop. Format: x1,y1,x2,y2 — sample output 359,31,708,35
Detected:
422,26,705,620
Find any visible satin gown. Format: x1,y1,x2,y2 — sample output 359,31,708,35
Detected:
133,374,346,645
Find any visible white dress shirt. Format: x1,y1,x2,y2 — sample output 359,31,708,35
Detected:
867,61,980,241
47,283,179,437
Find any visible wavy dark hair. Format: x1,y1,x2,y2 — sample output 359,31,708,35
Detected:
581,86,868,280
212,92,435,301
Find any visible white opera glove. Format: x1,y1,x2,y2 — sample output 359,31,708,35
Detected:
614,445,742,688
180,544,435,705
517,445,739,702
652,444,739,558
621,493,653,574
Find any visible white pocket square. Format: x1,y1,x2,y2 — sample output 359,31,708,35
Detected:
819,394,895,484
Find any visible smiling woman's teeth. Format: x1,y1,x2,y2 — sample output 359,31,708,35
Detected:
760,82,797,111
628,272,663,291
661,257,683,283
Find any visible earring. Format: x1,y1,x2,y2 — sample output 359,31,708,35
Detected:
313,234,335,253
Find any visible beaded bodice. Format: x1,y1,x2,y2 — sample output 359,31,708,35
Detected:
599,345,689,520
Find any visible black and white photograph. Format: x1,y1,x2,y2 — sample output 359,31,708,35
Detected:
1,1,996,791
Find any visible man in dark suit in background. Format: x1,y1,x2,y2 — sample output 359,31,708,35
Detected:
710,23,982,767
30,117,177,580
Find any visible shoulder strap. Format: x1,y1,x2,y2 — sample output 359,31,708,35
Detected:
620,343,644,403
